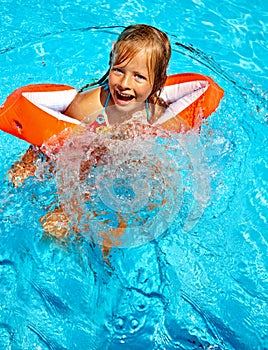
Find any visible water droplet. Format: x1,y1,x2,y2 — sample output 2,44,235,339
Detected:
131,318,139,330
114,317,125,331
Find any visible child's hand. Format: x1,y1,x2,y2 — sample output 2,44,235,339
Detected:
8,146,38,187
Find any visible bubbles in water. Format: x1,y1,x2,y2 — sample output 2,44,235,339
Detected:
52,104,210,248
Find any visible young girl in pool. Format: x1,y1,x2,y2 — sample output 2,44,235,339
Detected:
9,24,175,188
9,24,178,242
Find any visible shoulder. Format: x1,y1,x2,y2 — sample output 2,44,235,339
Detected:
64,86,104,121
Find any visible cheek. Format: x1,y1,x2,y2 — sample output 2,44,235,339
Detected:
141,84,153,99
145,75,154,98
108,74,114,88
135,86,151,101
108,72,118,88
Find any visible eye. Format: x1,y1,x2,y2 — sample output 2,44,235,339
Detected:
135,74,147,81
112,67,123,74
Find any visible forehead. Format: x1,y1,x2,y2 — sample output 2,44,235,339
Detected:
116,50,148,68
113,45,154,75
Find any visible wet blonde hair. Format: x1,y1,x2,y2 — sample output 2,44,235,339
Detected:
110,24,171,105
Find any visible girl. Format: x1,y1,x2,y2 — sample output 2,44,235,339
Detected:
9,24,174,244
9,24,173,187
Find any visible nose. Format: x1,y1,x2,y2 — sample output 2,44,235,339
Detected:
119,73,131,90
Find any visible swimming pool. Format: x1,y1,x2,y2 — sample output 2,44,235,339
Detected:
0,0,267,349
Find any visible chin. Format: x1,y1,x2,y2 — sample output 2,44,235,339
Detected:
114,101,143,115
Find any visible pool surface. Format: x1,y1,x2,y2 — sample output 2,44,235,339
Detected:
0,1,268,349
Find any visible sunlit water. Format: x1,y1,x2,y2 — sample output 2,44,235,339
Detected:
0,0,267,349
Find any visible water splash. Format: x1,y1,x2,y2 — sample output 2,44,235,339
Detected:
45,104,212,248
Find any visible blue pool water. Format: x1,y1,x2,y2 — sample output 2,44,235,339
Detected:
0,1,268,349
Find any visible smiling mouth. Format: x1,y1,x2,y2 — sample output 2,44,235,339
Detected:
116,91,135,103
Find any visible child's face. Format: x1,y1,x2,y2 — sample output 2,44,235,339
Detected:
108,50,153,114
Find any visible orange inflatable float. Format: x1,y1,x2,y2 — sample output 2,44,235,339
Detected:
0,73,224,146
